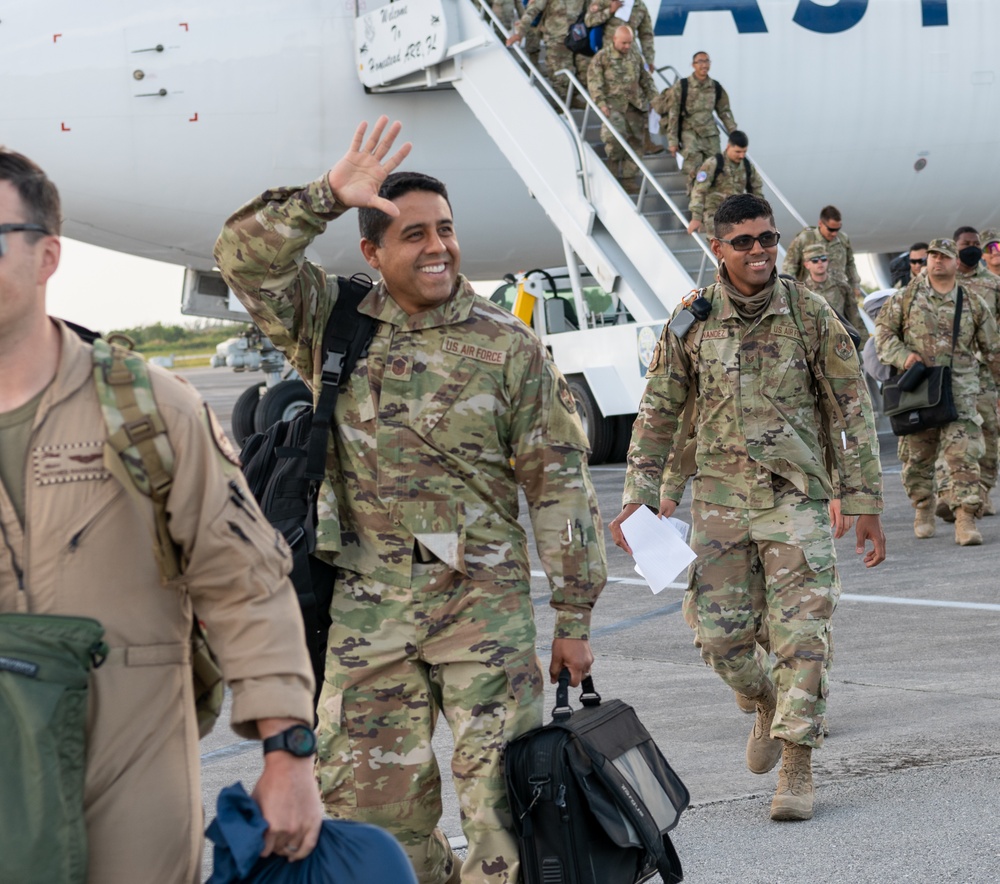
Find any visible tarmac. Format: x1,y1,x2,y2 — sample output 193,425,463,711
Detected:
192,367,1000,883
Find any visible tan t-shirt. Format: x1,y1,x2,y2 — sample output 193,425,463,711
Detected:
0,388,46,524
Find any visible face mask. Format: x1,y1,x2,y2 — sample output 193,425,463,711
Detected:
959,246,983,266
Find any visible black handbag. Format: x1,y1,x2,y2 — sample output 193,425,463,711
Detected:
504,670,689,884
882,287,962,436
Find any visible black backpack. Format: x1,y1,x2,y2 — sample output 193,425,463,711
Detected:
239,275,375,710
677,76,722,149
565,10,601,56
710,152,754,193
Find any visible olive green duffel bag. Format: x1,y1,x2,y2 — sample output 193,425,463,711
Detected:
0,613,108,884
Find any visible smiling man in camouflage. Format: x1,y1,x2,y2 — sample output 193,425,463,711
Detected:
214,118,606,884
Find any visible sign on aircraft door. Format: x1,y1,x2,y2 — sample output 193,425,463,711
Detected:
355,0,449,87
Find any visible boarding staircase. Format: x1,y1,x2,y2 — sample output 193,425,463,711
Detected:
354,0,807,461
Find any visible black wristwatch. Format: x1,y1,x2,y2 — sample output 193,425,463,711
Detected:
262,724,317,758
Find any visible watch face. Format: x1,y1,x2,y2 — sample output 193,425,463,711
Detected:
286,725,317,756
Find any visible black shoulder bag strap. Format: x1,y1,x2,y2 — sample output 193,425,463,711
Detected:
677,77,688,148
710,153,723,188
304,274,376,481
744,157,753,193
948,286,964,367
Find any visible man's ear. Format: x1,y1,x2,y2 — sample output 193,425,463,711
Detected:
360,238,380,271
709,237,724,262
36,236,61,286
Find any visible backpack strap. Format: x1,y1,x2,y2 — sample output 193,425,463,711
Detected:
744,157,753,194
710,153,724,188
305,274,376,481
714,79,722,106
92,338,182,581
677,77,688,148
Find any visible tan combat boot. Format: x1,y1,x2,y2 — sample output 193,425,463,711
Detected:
770,741,814,821
734,691,757,714
955,506,983,546
981,491,996,516
935,498,956,523
746,687,782,774
913,498,936,538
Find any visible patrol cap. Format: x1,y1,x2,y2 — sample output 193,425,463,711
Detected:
981,229,999,247
803,244,828,261
927,238,957,259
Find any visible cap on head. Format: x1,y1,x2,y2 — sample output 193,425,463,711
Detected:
803,243,828,261
927,238,957,259
981,229,1000,248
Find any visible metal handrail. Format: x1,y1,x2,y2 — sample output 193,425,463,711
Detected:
555,68,718,271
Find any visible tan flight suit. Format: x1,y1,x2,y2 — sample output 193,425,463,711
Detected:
0,322,314,884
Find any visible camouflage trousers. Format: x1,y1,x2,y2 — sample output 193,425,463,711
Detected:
679,128,721,193
315,564,544,884
935,372,997,502
899,415,985,511
542,41,589,105
683,486,839,748
602,105,647,192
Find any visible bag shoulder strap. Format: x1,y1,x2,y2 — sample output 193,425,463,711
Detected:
710,153,724,188
714,78,722,105
305,274,376,481
92,338,182,581
744,157,753,193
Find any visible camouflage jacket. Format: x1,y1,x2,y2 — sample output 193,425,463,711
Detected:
623,271,883,513
588,43,657,113
518,0,584,40
663,76,737,151
783,226,861,289
804,275,868,346
956,264,1000,319
584,0,655,65
875,275,1000,411
688,154,764,224
214,177,606,639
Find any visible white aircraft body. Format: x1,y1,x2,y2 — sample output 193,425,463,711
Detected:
2,0,997,277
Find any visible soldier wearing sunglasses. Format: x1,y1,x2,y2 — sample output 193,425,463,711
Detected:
982,230,1000,277
801,243,868,346
783,205,863,303
612,193,885,824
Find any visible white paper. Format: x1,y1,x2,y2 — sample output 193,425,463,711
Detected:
675,153,684,170
621,507,697,594
617,0,636,22
648,108,660,135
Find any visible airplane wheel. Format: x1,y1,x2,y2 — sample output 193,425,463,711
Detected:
567,377,612,465
231,382,264,447
608,413,637,464
254,379,311,432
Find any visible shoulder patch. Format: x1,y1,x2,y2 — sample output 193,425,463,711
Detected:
695,170,708,183
557,376,577,413
834,336,854,362
205,404,241,467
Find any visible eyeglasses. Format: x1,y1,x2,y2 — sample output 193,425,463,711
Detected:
807,256,829,263
693,58,710,65
987,243,1000,254
909,257,927,265
821,222,842,233
0,223,51,257
714,231,780,251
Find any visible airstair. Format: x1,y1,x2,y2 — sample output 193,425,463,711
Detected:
354,0,807,462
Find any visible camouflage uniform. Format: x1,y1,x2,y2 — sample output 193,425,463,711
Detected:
662,75,737,193
587,41,657,193
875,274,1000,512
783,226,862,291
688,153,764,236
800,244,868,347
516,0,587,102
584,0,655,66
214,177,606,884
936,265,1000,505
624,270,882,746
492,0,518,28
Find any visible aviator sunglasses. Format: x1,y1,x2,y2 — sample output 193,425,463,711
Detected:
0,223,51,257
807,256,829,263
714,231,781,251
910,257,927,265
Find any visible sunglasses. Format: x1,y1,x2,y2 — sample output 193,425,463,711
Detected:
0,222,50,257
807,256,829,263
910,258,927,265
715,231,780,251
821,223,842,233
987,243,1000,254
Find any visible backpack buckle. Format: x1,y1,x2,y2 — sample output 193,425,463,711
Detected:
122,416,157,445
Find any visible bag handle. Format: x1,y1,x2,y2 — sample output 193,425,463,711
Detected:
551,666,601,721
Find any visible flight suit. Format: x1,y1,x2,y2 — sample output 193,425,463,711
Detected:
588,42,657,193
663,75,737,193
624,272,882,746
876,275,1000,512
214,177,607,884
0,322,314,884
783,226,862,292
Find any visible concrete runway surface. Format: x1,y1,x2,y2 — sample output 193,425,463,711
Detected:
191,367,1000,883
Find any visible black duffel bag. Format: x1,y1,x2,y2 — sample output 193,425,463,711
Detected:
882,287,962,436
504,669,689,884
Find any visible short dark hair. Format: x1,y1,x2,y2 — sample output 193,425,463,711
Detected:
358,171,451,247
692,51,708,61
909,242,929,253
0,147,62,237
727,129,749,149
953,225,978,240
713,193,775,238
819,205,841,223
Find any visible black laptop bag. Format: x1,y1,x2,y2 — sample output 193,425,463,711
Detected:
503,670,689,884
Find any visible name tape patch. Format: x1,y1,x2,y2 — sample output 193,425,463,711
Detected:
443,338,507,365
702,328,730,340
